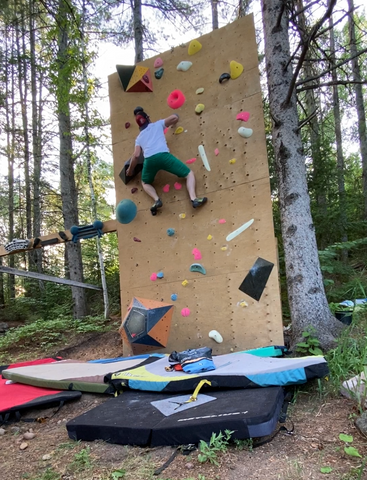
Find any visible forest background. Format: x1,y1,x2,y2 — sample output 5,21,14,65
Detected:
0,0,367,355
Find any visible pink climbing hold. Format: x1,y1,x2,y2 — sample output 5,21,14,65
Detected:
150,273,158,281
186,158,196,164
192,248,202,260
215,148,219,156
174,182,182,190
236,111,250,122
181,307,191,317
218,219,226,224
164,127,169,135
163,184,170,193
167,89,186,110
154,57,163,68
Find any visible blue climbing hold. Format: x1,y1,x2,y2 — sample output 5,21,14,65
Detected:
93,220,104,230
157,271,164,279
171,293,178,301
116,199,137,224
167,228,175,236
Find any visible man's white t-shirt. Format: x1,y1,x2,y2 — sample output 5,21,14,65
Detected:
135,119,169,158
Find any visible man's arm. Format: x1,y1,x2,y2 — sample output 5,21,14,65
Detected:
126,145,142,176
164,114,179,128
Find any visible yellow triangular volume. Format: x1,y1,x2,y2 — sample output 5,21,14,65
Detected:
188,39,202,55
126,66,149,91
230,60,244,79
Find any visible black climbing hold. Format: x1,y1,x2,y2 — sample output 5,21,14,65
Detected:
59,231,68,241
219,73,231,84
238,257,274,301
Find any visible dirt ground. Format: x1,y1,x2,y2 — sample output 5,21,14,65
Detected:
1,330,367,480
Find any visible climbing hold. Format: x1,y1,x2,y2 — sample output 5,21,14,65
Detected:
214,148,219,156
163,184,170,193
116,199,137,224
229,158,236,164
174,126,184,135
171,293,178,301
190,263,206,275
218,219,226,224
174,182,182,190
157,271,164,279
131,187,138,194
167,228,175,236
154,68,164,80
198,145,211,171
133,237,141,242
196,87,204,95
192,248,202,260
209,330,223,343
164,127,169,134
177,61,192,72
188,39,202,55
236,111,250,122
186,158,196,164
182,279,189,287
179,213,186,219
167,90,186,110
221,245,228,251
125,122,130,129
93,220,104,230
230,60,244,79
207,234,213,240
154,57,163,68
142,74,149,83
181,307,191,317
238,300,248,307
226,219,254,242
150,273,158,281
238,127,253,138
195,103,205,114
219,73,231,84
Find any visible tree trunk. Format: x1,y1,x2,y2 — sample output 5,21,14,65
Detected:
238,0,251,17
347,0,367,219
57,0,87,318
211,0,219,30
132,0,143,63
261,0,342,350
329,17,348,253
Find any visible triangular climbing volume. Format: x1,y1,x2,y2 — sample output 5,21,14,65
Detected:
126,67,153,93
116,65,136,91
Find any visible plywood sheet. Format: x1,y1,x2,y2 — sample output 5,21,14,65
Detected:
110,14,284,354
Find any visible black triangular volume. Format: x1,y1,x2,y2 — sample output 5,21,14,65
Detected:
239,257,274,301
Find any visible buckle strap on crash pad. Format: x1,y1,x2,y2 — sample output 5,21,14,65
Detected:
186,380,211,403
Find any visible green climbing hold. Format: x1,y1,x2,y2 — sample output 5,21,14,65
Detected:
155,68,164,80
196,87,204,94
190,263,206,275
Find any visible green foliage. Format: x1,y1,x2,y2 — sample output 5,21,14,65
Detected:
69,447,92,472
234,438,253,452
296,326,323,356
29,469,61,480
111,469,126,479
320,466,333,474
197,430,234,466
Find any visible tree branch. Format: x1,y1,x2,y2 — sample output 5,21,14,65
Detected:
297,79,367,93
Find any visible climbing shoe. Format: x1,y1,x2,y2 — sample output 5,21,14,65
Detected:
150,198,163,216
192,197,208,208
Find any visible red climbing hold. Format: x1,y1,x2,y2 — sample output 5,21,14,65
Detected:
133,237,141,242
125,122,130,129
131,187,138,194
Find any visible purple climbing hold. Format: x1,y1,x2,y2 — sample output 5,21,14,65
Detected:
143,74,149,83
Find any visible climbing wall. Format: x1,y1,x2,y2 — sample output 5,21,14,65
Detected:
109,14,284,355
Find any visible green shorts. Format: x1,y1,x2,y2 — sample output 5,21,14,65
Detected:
141,152,190,184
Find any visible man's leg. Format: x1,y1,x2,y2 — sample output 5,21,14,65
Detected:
185,171,208,208
142,181,162,215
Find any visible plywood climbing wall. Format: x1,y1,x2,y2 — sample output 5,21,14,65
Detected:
109,14,284,355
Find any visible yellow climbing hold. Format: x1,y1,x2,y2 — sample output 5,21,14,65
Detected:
196,87,204,95
239,300,248,307
229,158,236,164
195,103,205,114
207,234,213,240
221,245,228,251
188,39,202,55
230,60,244,79
174,127,184,135
182,279,189,287
179,213,186,219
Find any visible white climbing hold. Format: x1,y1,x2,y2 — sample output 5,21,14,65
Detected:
238,127,253,138
198,145,211,171
226,219,254,242
209,330,223,343
177,61,192,72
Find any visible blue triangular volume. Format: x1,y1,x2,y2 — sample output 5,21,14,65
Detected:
147,306,172,331
133,335,164,347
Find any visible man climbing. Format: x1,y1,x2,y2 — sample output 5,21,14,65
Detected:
126,106,208,216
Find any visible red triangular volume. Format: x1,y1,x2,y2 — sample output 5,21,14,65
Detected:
126,67,153,93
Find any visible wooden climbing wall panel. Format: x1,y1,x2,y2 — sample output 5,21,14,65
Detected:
109,14,284,355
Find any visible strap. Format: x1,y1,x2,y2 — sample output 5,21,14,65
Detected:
153,448,179,476
186,380,211,403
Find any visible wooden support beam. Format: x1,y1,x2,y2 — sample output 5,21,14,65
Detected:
0,219,118,258
0,266,102,290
